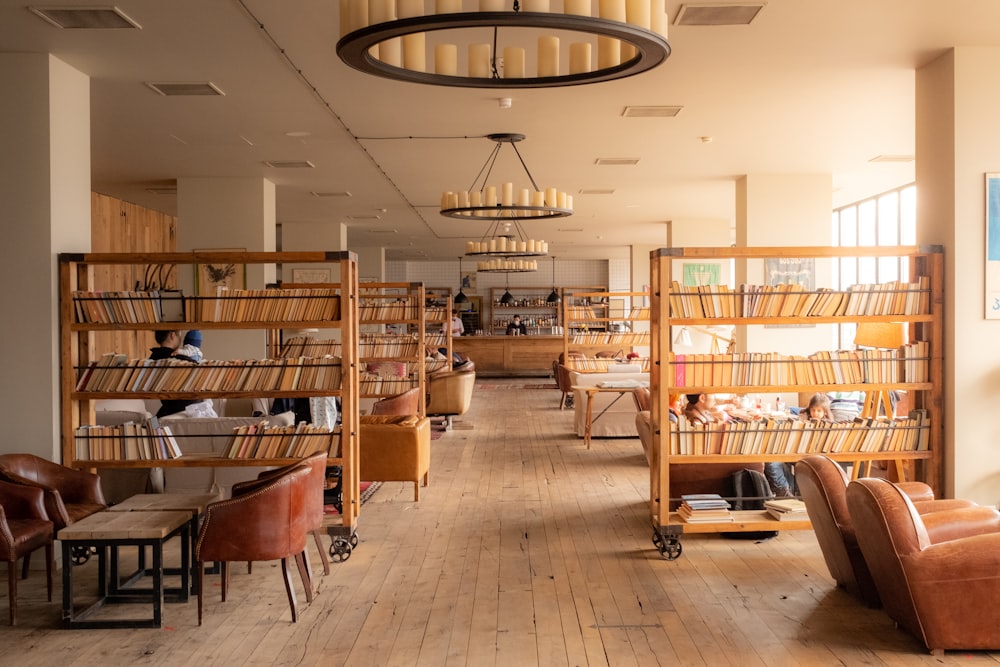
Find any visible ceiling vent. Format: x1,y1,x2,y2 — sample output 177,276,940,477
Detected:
263,160,315,169
29,6,141,29
367,228,397,233
145,186,177,195
145,81,225,97
579,188,616,195
622,106,683,118
595,158,640,166
347,214,382,220
311,191,352,198
869,155,915,163
557,228,585,232
674,3,765,26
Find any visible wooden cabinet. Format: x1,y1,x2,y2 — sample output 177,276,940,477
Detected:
647,245,943,559
59,250,362,546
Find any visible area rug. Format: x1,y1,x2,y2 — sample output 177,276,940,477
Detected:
477,383,558,390
323,480,381,515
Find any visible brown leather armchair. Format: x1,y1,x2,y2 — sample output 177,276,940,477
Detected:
233,451,331,592
797,455,995,607
196,463,312,624
553,361,573,410
846,477,1000,654
0,453,106,532
360,415,431,500
371,387,422,416
426,369,475,431
0,480,54,625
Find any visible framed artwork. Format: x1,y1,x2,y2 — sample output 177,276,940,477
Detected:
194,248,246,297
765,257,815,328
461,271,477,292
291,267,332,284
986,173,1000,318
682,262,721,286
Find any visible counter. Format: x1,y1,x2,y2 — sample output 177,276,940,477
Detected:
452,335,621,377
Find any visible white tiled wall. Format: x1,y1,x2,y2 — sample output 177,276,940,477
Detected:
386,259,610,296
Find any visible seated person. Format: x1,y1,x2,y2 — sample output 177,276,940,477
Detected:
828,390,864,421
683,393,729,425
801,392,833,421
767,393,835,498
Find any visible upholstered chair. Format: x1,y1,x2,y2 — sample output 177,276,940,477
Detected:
797,455,996,607
370,387,422,416
426,369,475,430
0,479,54,625
847,477,1000,654
233,451,331,594
360,415,431,500
553,361,574,410
196,463,312,624
0,454,106,533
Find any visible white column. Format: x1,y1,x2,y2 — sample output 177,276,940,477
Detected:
0,54,90,460
916,47,1000,502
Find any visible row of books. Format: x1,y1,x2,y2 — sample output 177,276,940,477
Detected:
667,277,931,319
359,376,419,395
221,422,340,459
677,494,733,523
424,333,446,346
425,359,449,373
73,290,183,324
567,332,651,345
75,354,344,393
668,343,929,387
359,302,419,321
667,410,929,456
279,336,341,359
565,357,651,372
358,334,423,359
206,288,341,323
424,306,447,321
74,421,182,461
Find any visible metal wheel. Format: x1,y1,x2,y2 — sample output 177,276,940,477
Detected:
349,533,359,548
657,536,682,561
329,537,353,563
70,545,93,565
651,531,664,549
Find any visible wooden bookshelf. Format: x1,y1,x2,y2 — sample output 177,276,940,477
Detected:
647,245,943,560
561,290,650,371
423,288,453,374
59,250,361,554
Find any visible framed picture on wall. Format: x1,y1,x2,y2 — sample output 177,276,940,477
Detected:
194,248,246,297
290,268,332,284
986,173,1000,318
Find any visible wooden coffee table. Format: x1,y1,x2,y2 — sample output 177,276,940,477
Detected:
59,509,191,628
109,493,220,594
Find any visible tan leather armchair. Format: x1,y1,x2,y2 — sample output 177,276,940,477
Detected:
797,455,994,607
371,387,422,416
846,477,1000,654
233,451,331,590
0,480,54,625
553,361,573,410
196,463,312,624
0,453,106,532
426,369,475,431
360,415,431,500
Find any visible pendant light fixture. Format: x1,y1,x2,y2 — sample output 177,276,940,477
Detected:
455,256,469,304
546,255,560,303
500,273,514,305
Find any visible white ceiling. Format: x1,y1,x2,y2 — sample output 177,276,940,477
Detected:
1,1,997,260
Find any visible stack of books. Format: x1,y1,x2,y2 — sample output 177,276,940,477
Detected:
763,498,809,521
677,494,733,523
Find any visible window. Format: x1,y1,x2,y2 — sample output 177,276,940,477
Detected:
831,185,916,346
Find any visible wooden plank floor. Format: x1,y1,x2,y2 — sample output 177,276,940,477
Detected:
3,377,1000,666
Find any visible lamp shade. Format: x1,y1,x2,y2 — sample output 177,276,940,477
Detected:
854,322,905,349
455,290,469,304
672,327,693,347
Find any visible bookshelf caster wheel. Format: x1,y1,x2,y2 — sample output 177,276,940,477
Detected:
349,533,359,548
657,537,682,561
70,546,94,565
329,537,353,563
651,531,664,549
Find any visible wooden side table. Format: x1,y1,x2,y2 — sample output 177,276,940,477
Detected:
573,385,642,449
59,510,190,628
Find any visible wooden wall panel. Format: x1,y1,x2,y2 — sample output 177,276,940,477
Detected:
90,192,178,359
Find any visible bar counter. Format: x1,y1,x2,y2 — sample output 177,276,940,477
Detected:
452,335,620,377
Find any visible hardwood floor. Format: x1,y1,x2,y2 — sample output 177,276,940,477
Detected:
3,378,999,666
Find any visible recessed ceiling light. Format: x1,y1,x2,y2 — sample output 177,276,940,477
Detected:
595,158,640,166
622,106,683,118
145,81,225,96
262,160,315,169
29,6,141,29
674,3,765,26
868,155,915,163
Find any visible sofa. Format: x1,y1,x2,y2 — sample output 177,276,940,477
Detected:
569,370,648,438
359,415,431,500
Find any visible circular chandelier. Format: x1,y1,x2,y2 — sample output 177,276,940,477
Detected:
337,0,671,89
477,258,539,272
441,133,571,222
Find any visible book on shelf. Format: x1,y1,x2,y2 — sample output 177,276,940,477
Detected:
764,498,808,521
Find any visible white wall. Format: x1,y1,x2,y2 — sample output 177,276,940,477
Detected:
917,47,1000,502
